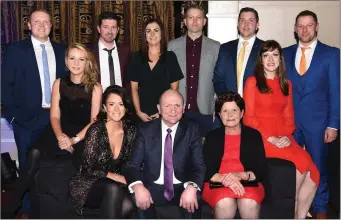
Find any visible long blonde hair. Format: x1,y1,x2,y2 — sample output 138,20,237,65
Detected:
65,43,99,90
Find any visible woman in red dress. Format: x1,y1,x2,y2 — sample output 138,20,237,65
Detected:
243,40,319,219
202,92,267,219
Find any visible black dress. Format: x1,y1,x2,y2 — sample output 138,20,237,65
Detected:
127,51,184,115
34,76,92,168
69,120,137,215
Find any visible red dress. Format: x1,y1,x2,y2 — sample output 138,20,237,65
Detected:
243,76,320,185
202,134,265,208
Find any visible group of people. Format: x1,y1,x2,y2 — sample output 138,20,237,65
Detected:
1,3,339,220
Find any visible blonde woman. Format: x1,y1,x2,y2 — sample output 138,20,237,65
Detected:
3,43,102,218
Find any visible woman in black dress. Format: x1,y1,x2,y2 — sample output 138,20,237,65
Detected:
3,43,102,217
128,18,184,123
70,85,136,218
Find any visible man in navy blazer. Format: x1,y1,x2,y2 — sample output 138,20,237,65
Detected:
1,9,68,214
284,10,340,218
212,7,264,128
124,89,205,218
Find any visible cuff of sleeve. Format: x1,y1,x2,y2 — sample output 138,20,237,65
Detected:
183,181,201,191
128,181,143,193
327,127,338,130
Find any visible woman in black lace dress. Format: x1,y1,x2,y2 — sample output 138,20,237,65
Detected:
70,85,136,218
3,43,102,217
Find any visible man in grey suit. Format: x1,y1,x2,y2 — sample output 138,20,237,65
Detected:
168,4,220,137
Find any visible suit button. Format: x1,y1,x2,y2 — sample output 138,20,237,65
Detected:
234,85,237,88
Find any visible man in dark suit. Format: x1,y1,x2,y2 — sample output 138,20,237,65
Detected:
284,10,340,219
124,89,205,218
90,11,131,91
212,7,264,128
1,9,69,215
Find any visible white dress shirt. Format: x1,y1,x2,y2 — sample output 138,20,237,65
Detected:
31,35,56,107
128,120,199,193
98,40,122,90
237,35,256,97
295,39,318,74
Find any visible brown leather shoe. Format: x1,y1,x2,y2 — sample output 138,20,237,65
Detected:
316,213,328,219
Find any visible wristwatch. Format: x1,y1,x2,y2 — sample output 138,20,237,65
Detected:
73,136,80,144
187,182,198,189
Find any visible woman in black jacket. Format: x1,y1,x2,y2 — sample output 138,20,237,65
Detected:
202,91,267,219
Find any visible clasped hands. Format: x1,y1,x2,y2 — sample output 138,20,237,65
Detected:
216,172,247,197
137,111,159,122
267,136,291,148
132,183,198,213
57,133,74,153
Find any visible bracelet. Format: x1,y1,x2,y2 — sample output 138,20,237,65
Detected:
246,172,251,181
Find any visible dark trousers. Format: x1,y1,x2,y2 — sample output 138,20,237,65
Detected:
183,112,213,137
133,183,201,219
84,178,134,218
12,110,50,213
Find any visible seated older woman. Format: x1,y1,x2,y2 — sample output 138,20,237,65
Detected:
202,91,267,219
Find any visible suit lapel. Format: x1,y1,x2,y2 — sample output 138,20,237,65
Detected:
51,41,66,78
231,40,239,76
152,119,163,173
179,36,187,77
301,41,323,95
26,40,43,99
245,38,261,78
199,36,208,79
173,120,186,171
92,42,101,82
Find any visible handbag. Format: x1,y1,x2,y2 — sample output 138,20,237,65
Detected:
209,180,258,189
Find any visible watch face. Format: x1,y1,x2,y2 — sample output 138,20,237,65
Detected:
75,137,80,142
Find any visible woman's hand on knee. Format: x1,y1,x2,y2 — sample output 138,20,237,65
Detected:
228,180,245,197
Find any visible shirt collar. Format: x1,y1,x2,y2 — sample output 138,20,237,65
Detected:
98,39,117,51
298,38,318,50
161,119,179,134
238,35,256,46
186,34,203,44
31,35,51,47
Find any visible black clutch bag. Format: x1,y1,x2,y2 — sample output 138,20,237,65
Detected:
209,180,258,189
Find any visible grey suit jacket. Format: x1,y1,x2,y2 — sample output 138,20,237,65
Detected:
168,35,220,115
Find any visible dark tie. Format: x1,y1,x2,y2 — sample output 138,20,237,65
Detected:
164,128,174,201
103,48,116,85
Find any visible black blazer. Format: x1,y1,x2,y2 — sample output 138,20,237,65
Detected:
203,124,267,182
1,39,69,128
124,118,206,189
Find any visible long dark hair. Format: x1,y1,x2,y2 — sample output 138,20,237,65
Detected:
97,85,133,122
140,18,168,62
254,40,289,96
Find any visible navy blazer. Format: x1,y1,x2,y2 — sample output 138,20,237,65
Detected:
213,38,264,96
124,118,206,189
283,41,340,131
1,39,69,128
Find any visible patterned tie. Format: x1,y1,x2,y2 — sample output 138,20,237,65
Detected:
103,48,116,85
299,47,310,76
237,41,249,90
164,128,174,201
40,44,51,105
